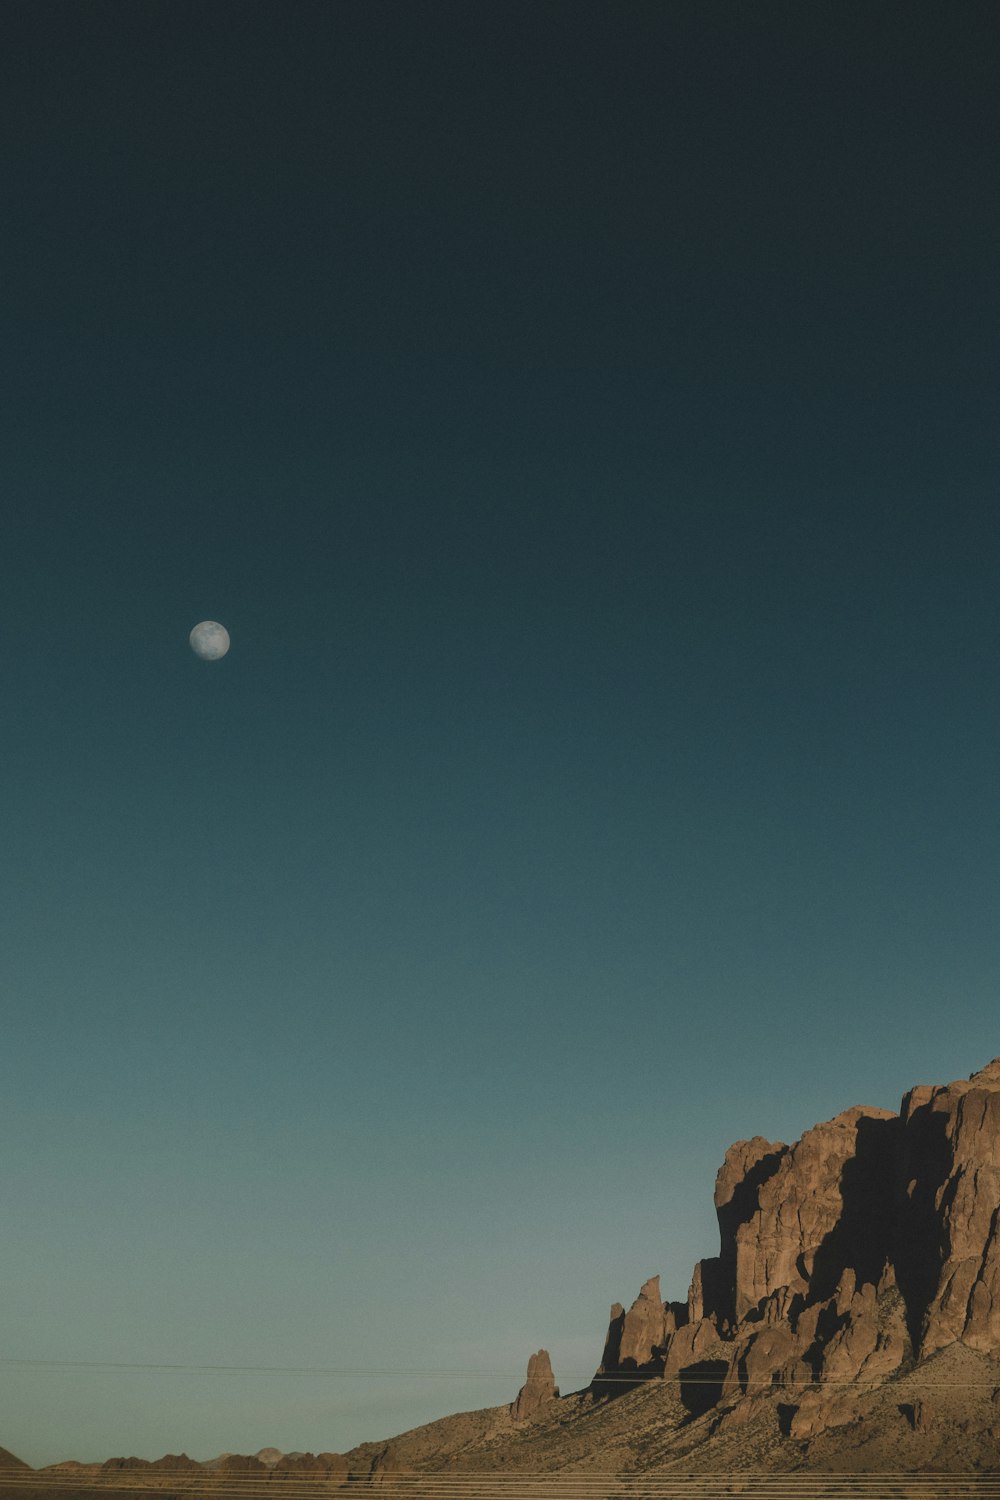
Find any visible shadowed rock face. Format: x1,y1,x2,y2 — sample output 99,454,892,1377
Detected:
901,1057,1000,1357
714,1136,789,1326
725,1106,900,1322
597,1302,625,1374
587,1056,1000,1428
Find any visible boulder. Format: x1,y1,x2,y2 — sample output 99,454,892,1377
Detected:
720,1321,800,1401
662,1315,724,1377
789,1387,864,1438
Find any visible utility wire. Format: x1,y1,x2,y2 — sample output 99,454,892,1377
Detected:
1,1358,997,1387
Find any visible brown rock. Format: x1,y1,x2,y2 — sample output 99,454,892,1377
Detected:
595,1283,686,1386
661,1315,722,1377
687,1256,728,1325
150,1454,201,1470
511,1349,559,1420
761,1279,808,1326
261,1055,1000,1481
317,1452,351,1473
729,1106,899,1322
713,1136,788,1326
50,1056,1000,1482
618,1275,667,1367
901,1058,1000,1357
818,1260,908,1385
720,1320,800,1401
911,1397,933,1431
711,1392,775,1433
789,1387,864,1438
596,1302,625,1375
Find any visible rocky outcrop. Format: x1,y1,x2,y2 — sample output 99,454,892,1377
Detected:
725,1106,899,1322
511,1349,559,1420
583,1056,1000,1436
686,1256,728,1324
713,1135,788,1327
618,1275,667,1366
898,1057,1000,1357
596,1301,625,1375
149,1455,201,1471
789,1386,865,1438
21,1056,1000,1484
594,1276,689,1392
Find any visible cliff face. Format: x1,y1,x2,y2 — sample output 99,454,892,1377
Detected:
595,1056,1000,1422
328,1054,1000,1475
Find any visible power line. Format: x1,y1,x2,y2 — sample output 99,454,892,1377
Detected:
1,1476,999,1496
1,1358,997,1388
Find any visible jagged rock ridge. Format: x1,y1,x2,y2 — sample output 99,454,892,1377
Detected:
8,1056,1000,1486
279,1058,1000,1480
592,1055,1000,1435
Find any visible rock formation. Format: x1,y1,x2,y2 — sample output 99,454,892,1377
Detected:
898,1056,1000,1356
511,1349,559,1420
10,1055,1000,1487
592,1056,1000,1433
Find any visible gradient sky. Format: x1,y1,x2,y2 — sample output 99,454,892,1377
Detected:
3,0,999,1469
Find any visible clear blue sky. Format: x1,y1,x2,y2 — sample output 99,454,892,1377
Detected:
2,0,998,1468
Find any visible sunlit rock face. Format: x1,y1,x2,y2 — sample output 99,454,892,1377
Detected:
510,1349,559,1421
724,1106,901,1324
586,1057,1000,1427
618,1275,669,1367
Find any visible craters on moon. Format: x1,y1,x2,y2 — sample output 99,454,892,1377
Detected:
189,621,231,660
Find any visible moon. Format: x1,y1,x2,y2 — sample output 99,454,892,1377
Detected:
189,620,231,660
